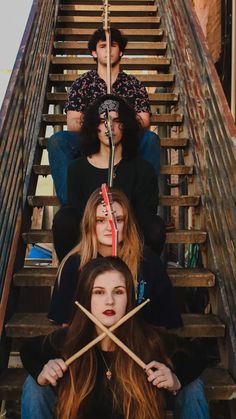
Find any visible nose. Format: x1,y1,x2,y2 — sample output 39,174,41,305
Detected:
105,219,111,231
105,291,114,306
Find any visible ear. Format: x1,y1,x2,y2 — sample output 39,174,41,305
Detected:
119,52,123,58
92,50,97,58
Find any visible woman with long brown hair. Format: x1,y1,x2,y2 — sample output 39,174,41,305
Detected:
48,187,182,329
21,257,205,419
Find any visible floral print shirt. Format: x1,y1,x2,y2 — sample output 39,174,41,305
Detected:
64,70,150,114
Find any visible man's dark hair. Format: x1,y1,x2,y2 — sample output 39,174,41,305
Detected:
80,94,141,160
88,28,128,54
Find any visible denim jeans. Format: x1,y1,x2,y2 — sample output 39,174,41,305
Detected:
21,375,210,419
47,129,160,206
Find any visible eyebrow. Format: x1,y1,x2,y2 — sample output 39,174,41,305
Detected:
92,286,126,289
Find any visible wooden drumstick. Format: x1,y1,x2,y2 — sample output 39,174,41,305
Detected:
65,299,150,366
75,302,147,371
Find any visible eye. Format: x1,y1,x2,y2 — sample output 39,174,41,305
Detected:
116,217,124,224
96,218,106,224
114,288,125,295
92,289,105,295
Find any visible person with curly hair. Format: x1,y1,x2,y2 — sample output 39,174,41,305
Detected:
52,94,165,262
48,28,161,206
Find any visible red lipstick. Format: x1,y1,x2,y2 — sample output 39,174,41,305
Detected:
103,310,115,316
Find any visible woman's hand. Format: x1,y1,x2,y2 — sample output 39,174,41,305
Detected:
145,361,181,393
37,359,67,386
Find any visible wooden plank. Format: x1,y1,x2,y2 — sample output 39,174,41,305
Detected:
55,28,164,41
160,165,193,175
166,230,207,244
59,5,157,13
1,367,235,401
160,137,188,148
51,56,171,70
168,268,215,287
27,194,199,208
41,113,183,126
48,73,175,87
14,267,57,287
159,195,200,206
39,136,187,150
53,41,167,55
13,266,215,288
22,230,53,244
202,368,236,400
33,164,191,177
5,313,224,338
46,92,178,106
57,16,161,25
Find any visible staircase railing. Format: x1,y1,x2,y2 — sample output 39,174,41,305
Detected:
0,0,59,336
158,0,236,375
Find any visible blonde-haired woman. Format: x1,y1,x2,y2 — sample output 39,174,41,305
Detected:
48,187,182,329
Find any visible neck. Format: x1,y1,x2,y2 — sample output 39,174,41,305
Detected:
96,329,114,351
88,143,122,168
97,243,120,257
97,62,120,86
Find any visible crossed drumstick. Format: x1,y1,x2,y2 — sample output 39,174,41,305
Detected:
65,299,150,371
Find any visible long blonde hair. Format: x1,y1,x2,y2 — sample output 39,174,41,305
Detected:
58,188,143,286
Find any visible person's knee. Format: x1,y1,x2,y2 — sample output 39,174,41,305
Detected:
21,375,56,419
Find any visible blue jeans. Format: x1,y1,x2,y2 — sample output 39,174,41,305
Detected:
21,375,209,419
47,129,160,206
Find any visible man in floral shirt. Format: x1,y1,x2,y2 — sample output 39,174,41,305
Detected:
48,28,160,205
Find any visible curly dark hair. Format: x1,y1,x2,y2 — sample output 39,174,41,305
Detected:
80,94,141,160
88,28,127,55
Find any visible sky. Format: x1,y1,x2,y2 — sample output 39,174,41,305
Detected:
0,1,33,107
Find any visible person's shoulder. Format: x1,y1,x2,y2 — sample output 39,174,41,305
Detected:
72,70,96,84
142,245,164,270
120,71,142,84
68,156,87,170
63,253,81,271
134,156,155,172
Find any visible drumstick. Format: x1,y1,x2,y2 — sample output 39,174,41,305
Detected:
65,299,150,366
75,302,147,370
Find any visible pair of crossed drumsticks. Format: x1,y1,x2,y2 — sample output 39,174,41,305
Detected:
65,299,150,371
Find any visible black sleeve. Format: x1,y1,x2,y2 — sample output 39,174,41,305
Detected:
133,158,159,213
67,159,86,218
140,247,183,329
20,331,65,383
164,334,207,387
48,255,80,324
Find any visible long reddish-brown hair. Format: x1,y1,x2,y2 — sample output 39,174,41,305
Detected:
54,257,170,419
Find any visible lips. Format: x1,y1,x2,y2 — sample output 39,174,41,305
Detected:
103,310,115,316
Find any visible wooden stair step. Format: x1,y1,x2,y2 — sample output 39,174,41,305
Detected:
168,268,215,287
49,73,175,87
1,367,235,401
13,267,58,287
59,4,157,14
59,0,156,3
51,56,171,70
32,163,190,177
22,229,207,245
54,41,167,55
159,195,200,206
42,113,183,126
57,16,161,27
160,137,188,148
55,28,164,41
13,266,215,288
5,313,224,338
160,165,193,175
166,230,207,244
27,194,199,208
202,367,236,400
39,136,188,149
46,92,178,106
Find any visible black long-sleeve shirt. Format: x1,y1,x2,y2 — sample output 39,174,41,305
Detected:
48,246,182,329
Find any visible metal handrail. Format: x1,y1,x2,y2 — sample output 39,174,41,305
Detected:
0,0,59,336
158,0,236,373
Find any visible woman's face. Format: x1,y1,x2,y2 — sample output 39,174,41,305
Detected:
97,111,123,147
91,270,127,327
95,201,125,255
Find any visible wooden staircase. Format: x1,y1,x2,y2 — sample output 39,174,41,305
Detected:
1,0,236,417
